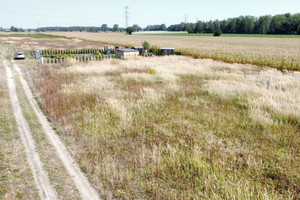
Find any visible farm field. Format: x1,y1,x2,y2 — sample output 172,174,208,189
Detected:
47,32,300,71
134,32,300,38
1,35,299,199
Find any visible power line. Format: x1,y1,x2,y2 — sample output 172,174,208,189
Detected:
125,6,129,28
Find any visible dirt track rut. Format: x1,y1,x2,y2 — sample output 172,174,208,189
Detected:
4,60,58,199
12,61,100,200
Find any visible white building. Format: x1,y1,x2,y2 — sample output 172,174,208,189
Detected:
115,49,139,59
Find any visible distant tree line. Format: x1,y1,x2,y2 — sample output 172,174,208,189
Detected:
37,25,127,32
8,26,25,32
144,24,167,31
168,13,300,34
32,13,299,35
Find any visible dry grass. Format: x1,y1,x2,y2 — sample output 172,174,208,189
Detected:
30,56,300,199
47,32,300,71
0,36,107,54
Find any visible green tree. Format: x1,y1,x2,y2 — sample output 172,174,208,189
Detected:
269,14,288,34
195,21,204,33
133,24,142,32
255,15,272,34
101,24,108,32
213,28,222,36
213,20,221,31
112,24,119,32
142,41,150,50
126,27,135,35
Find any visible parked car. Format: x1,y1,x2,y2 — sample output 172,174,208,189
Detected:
15,52,25,59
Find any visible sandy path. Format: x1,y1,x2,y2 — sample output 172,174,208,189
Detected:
12,61,100,200
4,60,58,200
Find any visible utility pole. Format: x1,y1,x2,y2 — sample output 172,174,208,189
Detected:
125,6,129,28
185,14,187,24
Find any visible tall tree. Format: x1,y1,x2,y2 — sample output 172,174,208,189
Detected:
101,24,108,32
112,24,119,32
133,24,142,32
255,15,272,34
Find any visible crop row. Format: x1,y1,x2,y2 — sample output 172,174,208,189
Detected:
175,49,300,71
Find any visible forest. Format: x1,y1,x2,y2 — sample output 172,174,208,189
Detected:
168,13,300,34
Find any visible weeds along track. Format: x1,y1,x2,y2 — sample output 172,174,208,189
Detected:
4,60,58,199
12,61,100,200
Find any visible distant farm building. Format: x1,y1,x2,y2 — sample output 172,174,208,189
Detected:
132,46,144,54
116,49,139,59
115,45,126,50
161,48,175,55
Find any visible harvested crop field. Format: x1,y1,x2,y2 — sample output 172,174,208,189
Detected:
0,35,107,53
30,55,300,199
47,32,300,71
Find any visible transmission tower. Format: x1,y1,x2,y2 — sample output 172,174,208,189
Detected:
125,6,129,28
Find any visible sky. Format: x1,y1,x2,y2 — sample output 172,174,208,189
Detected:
0,0,299,29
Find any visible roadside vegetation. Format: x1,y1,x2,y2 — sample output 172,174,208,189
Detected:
47,32,300,71
30,56,300,199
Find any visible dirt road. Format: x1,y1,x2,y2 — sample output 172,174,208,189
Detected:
4,60,58,199
12,61,100,200
3,54,100,199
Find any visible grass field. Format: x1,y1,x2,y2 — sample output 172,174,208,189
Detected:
30,56,300,199
47,32,300,71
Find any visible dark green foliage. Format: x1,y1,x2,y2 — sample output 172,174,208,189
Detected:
149,46,161,55
167,13,300,35
126,26,135,35
213,28,222,36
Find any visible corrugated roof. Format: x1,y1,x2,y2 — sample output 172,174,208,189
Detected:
117,48,139,52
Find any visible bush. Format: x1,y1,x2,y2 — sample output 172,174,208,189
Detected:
142,41,150,50
213,28,222,36
147,68,156,74
126,27,135,35
150,45,161,56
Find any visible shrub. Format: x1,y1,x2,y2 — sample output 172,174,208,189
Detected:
147,68,156,74
150,45,161,55
213,28,222,36
142,41,150,50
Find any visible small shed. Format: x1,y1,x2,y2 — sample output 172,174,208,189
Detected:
116,49,139,59
115,45,126,50
132,46,144,54
161,48,175,55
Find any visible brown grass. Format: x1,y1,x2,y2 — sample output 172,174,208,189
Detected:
30,56,300,199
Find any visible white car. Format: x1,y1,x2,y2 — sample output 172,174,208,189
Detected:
15,52,25,59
